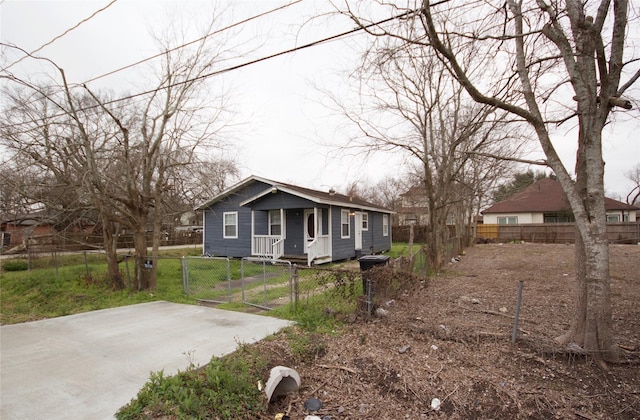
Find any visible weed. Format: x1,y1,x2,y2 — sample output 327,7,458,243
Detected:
116,343,267,419
286,330,328,363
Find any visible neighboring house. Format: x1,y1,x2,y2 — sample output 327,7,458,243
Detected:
482,178,639,224
396,185,429,226
0,212,57,249
196,175,394,265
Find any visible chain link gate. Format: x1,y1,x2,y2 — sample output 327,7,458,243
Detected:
182,256,231,303
241,258,293,310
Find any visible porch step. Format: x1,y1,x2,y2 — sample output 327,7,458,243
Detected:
279,255,308,264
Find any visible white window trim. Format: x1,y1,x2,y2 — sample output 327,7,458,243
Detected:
383,214,389,237
269,210,282,236
606,214,620,222
223,211,238,239
341,209,350,239
361,213,369,231
497,216,518,225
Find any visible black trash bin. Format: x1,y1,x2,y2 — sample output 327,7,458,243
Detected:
358,255,390,296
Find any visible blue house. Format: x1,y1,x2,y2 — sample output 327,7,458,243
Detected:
196,175,393,265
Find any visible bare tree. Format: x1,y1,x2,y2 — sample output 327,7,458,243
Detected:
0,163,42,222
333,35,525,268
160,157,239,229
1,13,237,290
624,163,640,205
342,0,637,362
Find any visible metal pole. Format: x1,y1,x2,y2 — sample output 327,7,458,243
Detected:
84,251,89,278
125,256,131,289
262,261,268,308
226,258,231,303
366,277,373,318
241,258,245,303
292,264,298,309
181,256,187,294
512,280,524,344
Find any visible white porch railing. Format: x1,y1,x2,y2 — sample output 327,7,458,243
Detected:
307,235,330,265
253,235,284,259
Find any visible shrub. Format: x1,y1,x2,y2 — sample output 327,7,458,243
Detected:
3,260,29,272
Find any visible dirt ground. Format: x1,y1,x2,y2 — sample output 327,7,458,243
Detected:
256,243,640,419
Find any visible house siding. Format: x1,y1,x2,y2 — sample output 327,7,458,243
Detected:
607,210,637,222
485,211,637,224
251,192,316,210
203,181,272,257
330,206,356,261
483,213,537,224
361,212,392,254
201,177,394,263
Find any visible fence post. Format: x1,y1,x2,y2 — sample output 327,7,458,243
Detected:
125,256,131,289
512,280,524,344
84,252,89,278
182,256,188,294
293,264,299,309
226,258,232,302
241,258,245,303
366,277,373,319
53,251,59,278
262,260,268,308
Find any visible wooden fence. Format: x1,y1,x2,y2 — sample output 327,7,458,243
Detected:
1,231,203,254
477,222,640,244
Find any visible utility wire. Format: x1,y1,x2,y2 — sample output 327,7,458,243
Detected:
1,0,304,111
1,0,119,72
77,7,423,109
81,0,303,85
1,4,436,130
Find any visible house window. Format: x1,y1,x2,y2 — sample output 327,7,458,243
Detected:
543,212,575,223
383,214,389,236
607,214,620,222
362,213,369,231
223,212,238,238
341,210,350,238
269,210,281,235
497,216,517,225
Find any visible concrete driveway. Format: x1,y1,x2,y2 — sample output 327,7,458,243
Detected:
0,301,293,419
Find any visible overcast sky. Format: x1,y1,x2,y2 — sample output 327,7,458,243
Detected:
1,0,639,200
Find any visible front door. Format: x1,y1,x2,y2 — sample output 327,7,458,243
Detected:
304,210,315,254
354,212,363,250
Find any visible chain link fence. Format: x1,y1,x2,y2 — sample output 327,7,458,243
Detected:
292,264,362,313
181,256,231,303
240,258,293,310
0,251,188,290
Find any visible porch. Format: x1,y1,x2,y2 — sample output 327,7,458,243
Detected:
251,234,331,265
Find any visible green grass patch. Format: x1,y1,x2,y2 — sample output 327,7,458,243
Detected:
116,343,267,419
0,250,200,325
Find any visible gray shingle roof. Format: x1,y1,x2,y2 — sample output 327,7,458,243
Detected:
197,175,393,213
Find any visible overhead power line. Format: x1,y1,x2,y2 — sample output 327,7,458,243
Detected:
78,7,424,109
0,0,304,112
81,0,304,85
0,2,449,130
1,0,119,73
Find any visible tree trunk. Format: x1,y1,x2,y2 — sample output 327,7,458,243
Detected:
133,227,152,291
102,219,124,290
558,234,618,362
425,208,447,270
148,197,164,291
